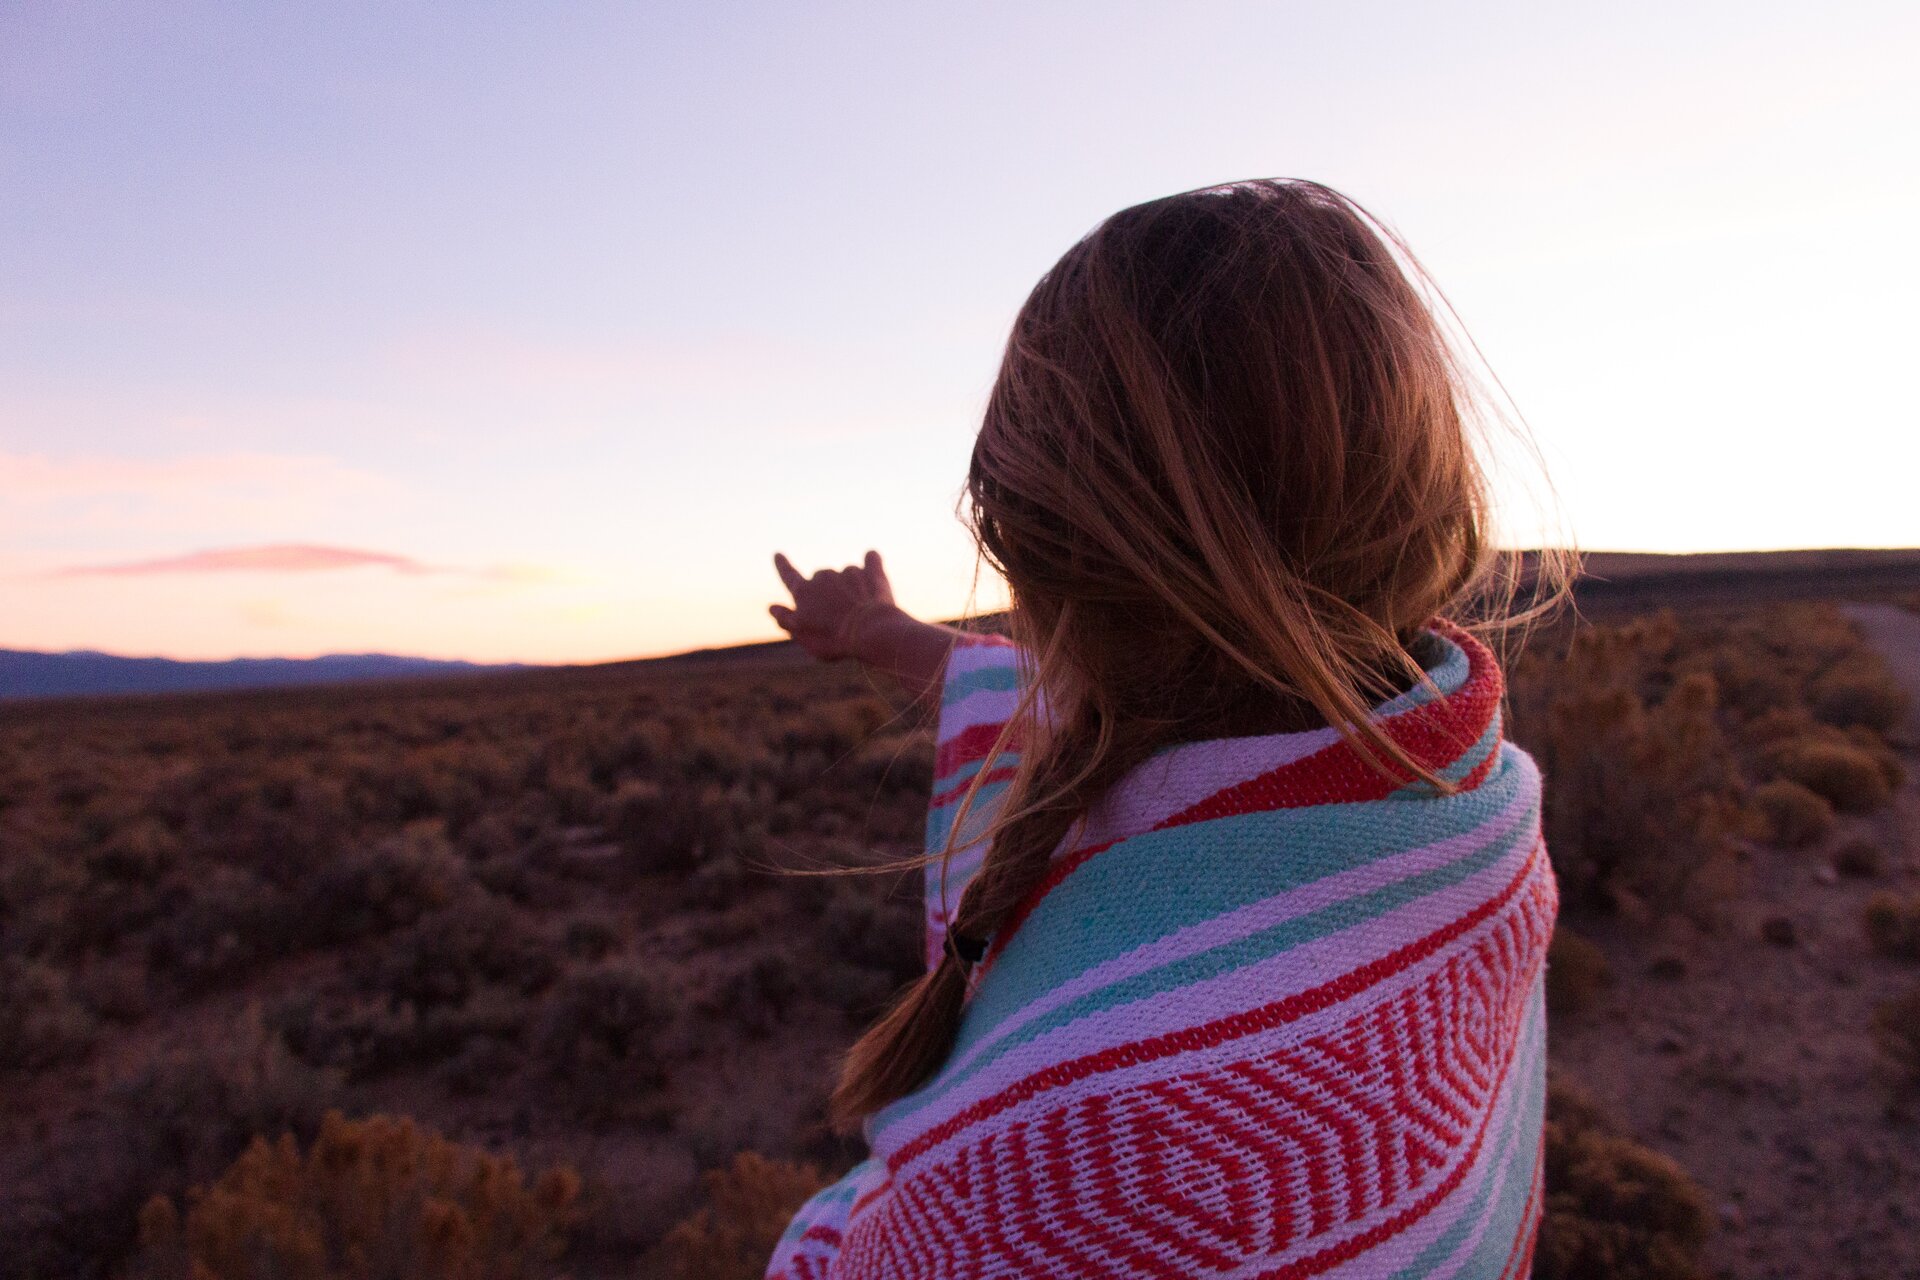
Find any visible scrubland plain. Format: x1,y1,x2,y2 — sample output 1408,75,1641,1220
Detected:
4,597,1919,1280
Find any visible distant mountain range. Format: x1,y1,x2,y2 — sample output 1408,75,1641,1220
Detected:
0,649,531,701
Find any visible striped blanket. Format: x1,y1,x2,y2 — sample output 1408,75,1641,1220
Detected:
769,622,1556,1280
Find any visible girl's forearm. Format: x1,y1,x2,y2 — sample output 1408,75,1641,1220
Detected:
849,605,970,702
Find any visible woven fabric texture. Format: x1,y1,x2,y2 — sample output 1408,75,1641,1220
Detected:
769,623,1556,1279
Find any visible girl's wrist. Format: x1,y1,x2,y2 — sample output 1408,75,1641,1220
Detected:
838,599,908,663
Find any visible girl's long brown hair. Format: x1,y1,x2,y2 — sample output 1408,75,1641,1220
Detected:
831,178,1571,1128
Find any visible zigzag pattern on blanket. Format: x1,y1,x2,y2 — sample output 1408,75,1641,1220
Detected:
769,624,1555,1279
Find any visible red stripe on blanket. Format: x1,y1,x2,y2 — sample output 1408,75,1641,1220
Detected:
933,720,1023,782
892,839,1544,1170
1164,622,1502,823
845,851,1550,1279
1244,1018,1518,1280
928,765,1018,811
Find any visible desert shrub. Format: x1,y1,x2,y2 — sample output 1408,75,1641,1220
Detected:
813,875,923,984
1537,1075,1713,1280
439,1034,527,1097
349,895,557,1010
1810,666,1909,734
459,810,524,862
1766,738,1896,813
586,721,673,784
1748,778,1834,848
1864,891,1920,959
701,954,801,1037
1546,928,1610,1015
133,1111,580,1280
685,848,756,909
845,732,935,797
539,958,684,1097
146,865,297,991
564,915,619,961
86,818,182,885
1685,647,1796,722
301,823,469,945
1852,723,1908,777
813,960,898,1018
1518,624,1742,914
1834,838,1886,879
75,956,151,1023
1872,987,1920,1082
1740,705,1820,747
654,1152,828,1280
114,1007,344,1185
609,779,758,875
0,1008,348,1278
0,956,99,1070
275,986,531,1081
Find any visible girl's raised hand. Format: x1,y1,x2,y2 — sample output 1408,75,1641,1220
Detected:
770,549,900,662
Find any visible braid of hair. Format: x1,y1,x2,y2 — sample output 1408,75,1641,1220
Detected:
829,701,1160,1129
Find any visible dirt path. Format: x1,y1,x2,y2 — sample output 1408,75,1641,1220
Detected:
1548,603,1920,1280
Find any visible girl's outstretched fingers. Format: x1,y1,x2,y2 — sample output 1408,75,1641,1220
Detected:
773,552,806,596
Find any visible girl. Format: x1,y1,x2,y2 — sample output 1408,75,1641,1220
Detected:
765,179,1564,1279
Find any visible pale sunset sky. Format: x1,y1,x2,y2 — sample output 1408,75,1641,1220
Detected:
3,1,1916,663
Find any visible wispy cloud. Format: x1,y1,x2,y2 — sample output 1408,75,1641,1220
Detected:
44,542,562,584
52,543,439,578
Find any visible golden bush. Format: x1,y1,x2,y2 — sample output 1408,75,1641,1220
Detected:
134,1111,579,1280
1767,738,1895,813
1545,927,1610,1016
1833,838,1885,879
654,1151,829,1280
1864,891,1920,960
1516,622,1742,915
1810,667,1910,734
1748,779,1835,848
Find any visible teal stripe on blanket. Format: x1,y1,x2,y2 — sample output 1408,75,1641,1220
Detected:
928,748,1022,799
940,663,1024,706
925,774,1016,851
773,1157,873,1246
887,793,1536,1124
963,750,1536,1034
